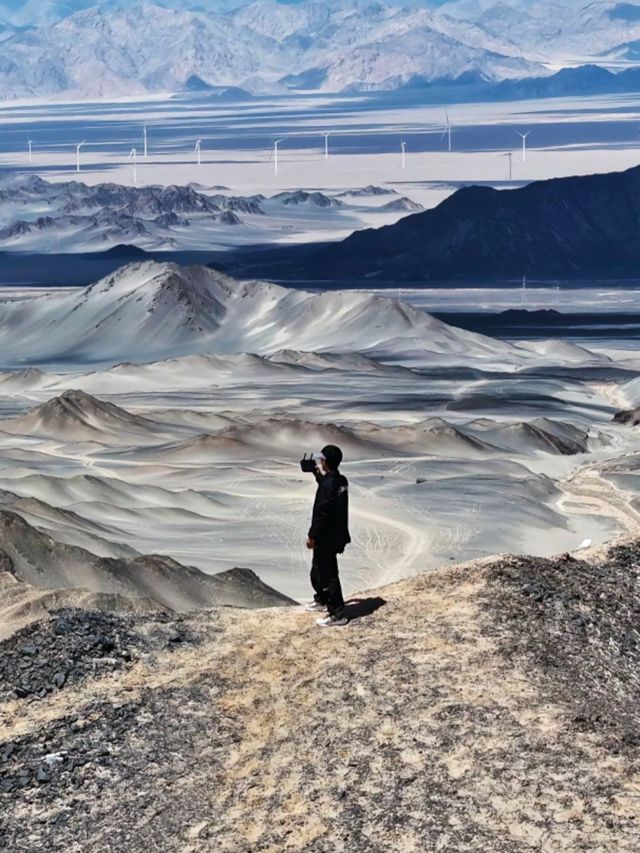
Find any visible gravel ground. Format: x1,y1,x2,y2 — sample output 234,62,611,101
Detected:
484,544,640,750
0,609,198,703
1,540,640,851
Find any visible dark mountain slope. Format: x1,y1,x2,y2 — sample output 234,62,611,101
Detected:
303,165,640,281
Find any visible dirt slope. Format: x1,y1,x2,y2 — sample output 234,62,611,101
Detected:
1,536,639,852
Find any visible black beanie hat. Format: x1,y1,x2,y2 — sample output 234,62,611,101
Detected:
321,444,343,469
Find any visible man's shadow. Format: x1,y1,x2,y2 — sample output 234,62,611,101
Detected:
343,596,386,621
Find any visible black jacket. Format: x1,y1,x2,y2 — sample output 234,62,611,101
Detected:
308,469,351,553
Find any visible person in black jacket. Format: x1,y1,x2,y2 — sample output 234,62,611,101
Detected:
305,444,351,627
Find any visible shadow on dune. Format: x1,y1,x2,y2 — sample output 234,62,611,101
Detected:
343,596,386,620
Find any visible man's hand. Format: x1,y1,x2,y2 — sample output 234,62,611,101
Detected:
306,537,315,550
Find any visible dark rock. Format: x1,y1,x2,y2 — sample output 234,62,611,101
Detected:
98,635,115,653
35,767,51,784
54,616,74,635
0,744,14,763
0,609,157,701
167,632,185,645
612,407,640,426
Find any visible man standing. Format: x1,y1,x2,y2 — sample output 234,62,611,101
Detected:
305,444,351,627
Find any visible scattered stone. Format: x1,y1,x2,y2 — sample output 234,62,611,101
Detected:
167,632,185,645
0,609,188,702
485,543,640,750
35,767,51,784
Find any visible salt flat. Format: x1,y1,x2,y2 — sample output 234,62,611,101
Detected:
1,90,640,251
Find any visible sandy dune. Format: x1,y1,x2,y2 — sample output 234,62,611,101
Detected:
0,261,640,601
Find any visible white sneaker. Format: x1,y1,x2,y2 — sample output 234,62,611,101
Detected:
305,601,327,612
316,614,349,628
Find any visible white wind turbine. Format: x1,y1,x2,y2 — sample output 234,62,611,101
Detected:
521,274,527,306
401,139,406,169
442,111,452,152
502,151,513,182
515,130,531,162
27,140,32,164
273,138,286,176
322,131,331,160
128,147,138,184
143,125,148,159
195,139,202,166
75,140,87,173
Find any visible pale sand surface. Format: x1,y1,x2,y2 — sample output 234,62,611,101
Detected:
1,262,640,604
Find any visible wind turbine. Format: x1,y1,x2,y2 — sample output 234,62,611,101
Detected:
401,139,406,170
273,138,286,176
515,130,531,162
143,125,148,159
441,111,452,152
27,140,32,164
195,139,202,166
521,274,527,306
502,151,513,182
322,131,331,160
75,140,87,173
128,147,138,184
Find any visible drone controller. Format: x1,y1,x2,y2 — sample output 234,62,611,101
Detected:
300,452,318,473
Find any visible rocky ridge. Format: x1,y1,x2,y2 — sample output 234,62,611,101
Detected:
1,533,639,851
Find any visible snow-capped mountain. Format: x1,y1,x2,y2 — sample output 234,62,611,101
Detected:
0,0,637,100
317,26,538,91
0,4,288,99
0,0,542,100
453,0,640,60
0,260,517,365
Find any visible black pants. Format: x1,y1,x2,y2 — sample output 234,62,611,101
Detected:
310,547,345,617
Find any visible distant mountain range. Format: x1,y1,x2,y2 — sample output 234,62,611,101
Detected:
375,63,640,103
490,64,640,101
5,0,640,99
0,0,543,100
272,165,640,281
